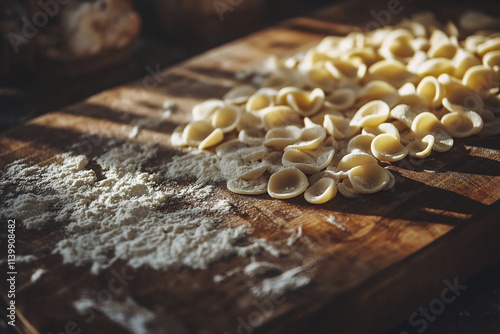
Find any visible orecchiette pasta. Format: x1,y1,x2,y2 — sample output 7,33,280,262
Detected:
171,11,500,204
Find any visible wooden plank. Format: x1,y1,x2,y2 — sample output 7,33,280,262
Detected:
1,2,500,334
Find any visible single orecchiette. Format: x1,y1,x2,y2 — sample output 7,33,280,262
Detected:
267,167,309,199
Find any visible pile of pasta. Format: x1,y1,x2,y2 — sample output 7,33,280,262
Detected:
172,12,500,204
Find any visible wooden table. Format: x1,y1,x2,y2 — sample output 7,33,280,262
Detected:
1,1,500,333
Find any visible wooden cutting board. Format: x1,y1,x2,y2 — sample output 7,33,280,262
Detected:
1,1,500,334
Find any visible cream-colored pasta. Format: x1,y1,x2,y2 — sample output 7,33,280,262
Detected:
441,111,483,137
171,125,186,147
411,112,453,152
417,58,455,77
337,178,357,198
325,59,366,83
211,106,242,133
325,88,356,110
264,125,302,150
368,59,415,87
417,76,445,108
483,50,500,68
462,65,498,92
175,13,500,201
304,177,337,204
227,176,268,195
224,85,257,105
406,134,435,158
362,123,400,139
476,37,500,57
263,151,283,174
336,152,378,173
282,145,335,174
192,99,225,121
276,87,325,116
238,128,266,146
348,164,390,194
453,49,481,79
285,125,327,151
267,167,309,199
259,105,302,128
347,134,376,155
182,120,215,146
350,100,390,127
379,28,415,60
323,113,360,139
198,128,224,150
371,134,408,162
246,88,277,112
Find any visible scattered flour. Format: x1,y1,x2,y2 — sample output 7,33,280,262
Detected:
244,261,282,278
31,269,46,283
286,225,303,246
74,297,155,334
0,142,264,274
325,215,347,231
251,265,311,297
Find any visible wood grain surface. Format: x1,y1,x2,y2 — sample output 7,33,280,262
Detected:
1,1,500,334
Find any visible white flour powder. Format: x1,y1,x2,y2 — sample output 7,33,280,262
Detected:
0,142,260,274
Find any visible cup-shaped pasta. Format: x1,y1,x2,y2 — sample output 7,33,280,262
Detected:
304,177,337,204
348,164,390,194
379,29,415,59
347,134,376,154
417,58,455,77
345,47,379,67
407,50,428,73
258,105,302,129
441,111,483,137
477,37,500,57
437,74,468,95
282,146,335,174
198,128,224,150
237,112,264,131
350,100,390,127
483,50,500,68
324,113,360,139
406,134,435,158
264,125,302,150
337,152,378,173
264,151,283,174
212,106,242,133
428,42,458,59
216,139,249,157
325,59,366,83
192,99,225,120
325,88,356,110
285,125,326,151
224,85,257,105
383,168,396,191
417,76,445,108
462,65,498,92
235,162,268,180
368,59,416,87
267,167,309,199
246,88,277,112
171,125,186,146
453,49,481,79
411,112,453,152
238,128,266,146
391,104,418,128
277,87,325,116
227,176,268,195
371,134,408,162
182,120,215,146
362,122,400,139
411,37,430,52
305,67,338,91
337,178,358,198
358,80,399,107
